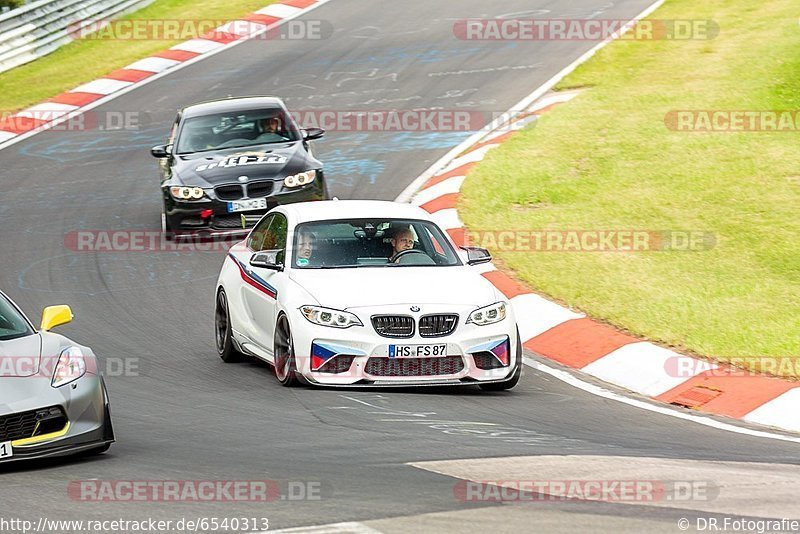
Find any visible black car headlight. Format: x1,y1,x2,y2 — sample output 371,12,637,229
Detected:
170,186,206,200
284,170,317,188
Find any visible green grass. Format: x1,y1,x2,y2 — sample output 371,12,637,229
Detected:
460,0,800,373
0,0,274,113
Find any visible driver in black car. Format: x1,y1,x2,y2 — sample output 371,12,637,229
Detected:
389,227,415,263
258,116,281,135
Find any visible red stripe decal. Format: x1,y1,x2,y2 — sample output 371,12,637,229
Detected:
229,256,276,299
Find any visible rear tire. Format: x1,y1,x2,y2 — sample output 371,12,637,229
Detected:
479,333,523,391
215,289,243,363
273,315,301,387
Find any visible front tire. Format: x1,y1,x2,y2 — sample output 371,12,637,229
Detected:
479,333,523,391
273,314,301,387
215,289,243,363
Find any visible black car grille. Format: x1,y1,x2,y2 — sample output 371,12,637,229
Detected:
0,406,67,442
365,356,464,377
317,355,356,374
211,214,244,229
214,181,274,201
215,184,244,201
419,314,459,337
212,213,266,230
371,315,414,338
472,352,506,370
247,181,274,198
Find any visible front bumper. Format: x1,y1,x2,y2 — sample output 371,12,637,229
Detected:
0,374,114,464
288,305,520,387
164,178,326,234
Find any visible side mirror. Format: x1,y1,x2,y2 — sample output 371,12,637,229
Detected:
302,128,325,141
40,305,73,331
461,246,492,266
150,144,170,158
250,250,284,271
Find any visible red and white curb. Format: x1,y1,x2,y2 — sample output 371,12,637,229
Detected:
0,0,329,148
406,89,800,436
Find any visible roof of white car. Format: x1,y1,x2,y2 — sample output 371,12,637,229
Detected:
282,200,434,222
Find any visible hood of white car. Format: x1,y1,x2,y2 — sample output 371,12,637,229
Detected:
289,267,500,309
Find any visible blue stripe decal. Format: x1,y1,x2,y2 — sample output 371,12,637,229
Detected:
228,253,278,299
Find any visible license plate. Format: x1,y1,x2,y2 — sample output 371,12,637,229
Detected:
227,198,267,213
389,344,447,358
0,441,12,459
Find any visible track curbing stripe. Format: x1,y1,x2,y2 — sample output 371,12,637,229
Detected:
524,317,638,369
70,78,133,95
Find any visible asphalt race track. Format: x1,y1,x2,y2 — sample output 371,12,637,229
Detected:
1,1,798,532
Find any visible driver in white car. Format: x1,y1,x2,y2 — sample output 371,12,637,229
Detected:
389,227,415,263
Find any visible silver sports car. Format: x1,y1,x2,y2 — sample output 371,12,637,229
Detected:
0,290,114,463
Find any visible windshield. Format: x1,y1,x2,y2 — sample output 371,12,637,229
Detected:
292,218,462,269
176,107,300,154
0,294,34,341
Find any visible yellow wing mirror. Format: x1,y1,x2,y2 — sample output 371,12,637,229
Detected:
40,305,73,331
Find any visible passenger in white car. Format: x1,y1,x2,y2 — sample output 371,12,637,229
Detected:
296,230,317,266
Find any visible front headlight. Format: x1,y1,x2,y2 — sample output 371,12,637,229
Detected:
170,186,206,200
467,302,507,326
284,170,317,188
51,346,87,388
300,305,362,328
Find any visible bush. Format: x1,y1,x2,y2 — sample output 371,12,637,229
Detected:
0,0,25,10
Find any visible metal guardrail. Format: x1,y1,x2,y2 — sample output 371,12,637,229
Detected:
0,0,155,74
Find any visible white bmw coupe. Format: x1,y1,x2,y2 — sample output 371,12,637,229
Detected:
214,200,521,390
